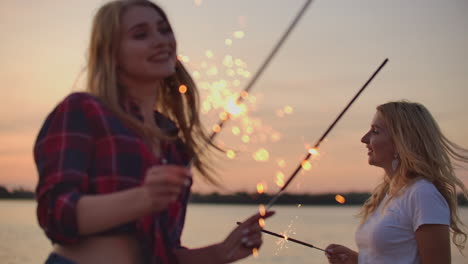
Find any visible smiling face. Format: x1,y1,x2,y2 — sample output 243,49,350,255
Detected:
117,5,177,82
361,111,396,173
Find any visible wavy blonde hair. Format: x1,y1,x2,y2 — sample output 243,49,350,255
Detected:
86,0,219,184
358,101,468,251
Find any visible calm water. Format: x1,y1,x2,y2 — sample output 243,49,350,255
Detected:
1,201,467,264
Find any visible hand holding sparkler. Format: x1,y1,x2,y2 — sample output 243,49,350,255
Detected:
325,244,358,264
221,211,275,262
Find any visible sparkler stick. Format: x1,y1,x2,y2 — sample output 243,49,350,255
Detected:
236,222,325,252
265,58,389,210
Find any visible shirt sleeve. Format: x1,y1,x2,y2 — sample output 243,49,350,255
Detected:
409,181,450,232
34,93,93,244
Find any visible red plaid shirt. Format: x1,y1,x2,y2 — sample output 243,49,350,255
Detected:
34,92,191,263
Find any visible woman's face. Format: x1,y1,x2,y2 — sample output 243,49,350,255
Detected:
361,111,395,172
117,5,177,82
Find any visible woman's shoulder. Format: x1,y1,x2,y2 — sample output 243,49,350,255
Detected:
51,92,108,117
59,92,100,108
407,178,436,193
403,178,446,205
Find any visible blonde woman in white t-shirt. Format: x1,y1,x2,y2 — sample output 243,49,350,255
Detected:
325,101,468,264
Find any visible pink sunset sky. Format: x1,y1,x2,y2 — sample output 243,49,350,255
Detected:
0,0,467,194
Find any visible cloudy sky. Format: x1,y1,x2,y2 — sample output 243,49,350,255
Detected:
0,0,467,194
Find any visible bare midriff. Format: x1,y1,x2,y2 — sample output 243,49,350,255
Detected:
53,234,144,264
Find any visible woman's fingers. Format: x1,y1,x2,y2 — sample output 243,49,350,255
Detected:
142,165,192,212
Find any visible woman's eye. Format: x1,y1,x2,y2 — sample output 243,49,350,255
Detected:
371,129,379,134
159,27,172,34
134,32,148,39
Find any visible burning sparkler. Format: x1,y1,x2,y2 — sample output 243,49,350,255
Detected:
263,58,389,210
236,222,325,252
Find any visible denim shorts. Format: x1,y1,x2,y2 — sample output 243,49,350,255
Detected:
45,253,76,264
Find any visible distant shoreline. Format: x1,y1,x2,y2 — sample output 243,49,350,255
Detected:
1,186,467,206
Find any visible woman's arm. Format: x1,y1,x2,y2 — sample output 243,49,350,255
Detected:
77,165,190,235
415,224,451,264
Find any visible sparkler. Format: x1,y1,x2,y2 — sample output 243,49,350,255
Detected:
236,222,325,252
264,58,389,210
207,0,314,142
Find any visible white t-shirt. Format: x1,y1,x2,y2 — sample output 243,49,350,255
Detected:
355,179,450,264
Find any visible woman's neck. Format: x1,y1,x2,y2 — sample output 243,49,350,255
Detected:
120,78,160,119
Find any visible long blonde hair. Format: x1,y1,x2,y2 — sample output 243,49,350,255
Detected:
359,101,468,251
86,0,218,184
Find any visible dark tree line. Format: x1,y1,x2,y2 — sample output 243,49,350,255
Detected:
1,185,466,206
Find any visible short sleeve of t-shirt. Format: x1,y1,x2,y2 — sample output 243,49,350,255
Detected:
408,180,450,232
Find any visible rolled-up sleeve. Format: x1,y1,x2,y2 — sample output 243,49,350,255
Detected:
34,93,93,244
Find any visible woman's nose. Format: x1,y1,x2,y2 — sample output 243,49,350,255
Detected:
361,132,370,143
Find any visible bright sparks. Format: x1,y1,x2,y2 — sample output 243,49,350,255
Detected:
308,148,319,156
277,159,286,168
226,150,236,159
225,100,246,116
253,148,269,162
258,204,266,217
275,172,285,188
301,160,312,170
205,50,214,58
252,248,259,258
284,105,293,114
258,218,265,228
256,183,265,194
335,194,346,204
233,31,245,39
212,125,221,133
219,112,229,121
178,85,188,94
232,127,240,135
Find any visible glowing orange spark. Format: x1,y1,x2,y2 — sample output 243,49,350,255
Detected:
309,148,319,156
212,125,221,133
219,112,229,121
179,85,187,94
232,127,240,135
301,160,312,170
258,218,265,228
256,183,265,194
240,91,248,98
226,150,236,159
233,31,245,39
335,194,346,204
277,159,286,168
271,132,281,142
253,148,269,162
252,248,259,258
205,50,214,58
275,172,285,188
258,204,266,217
284,105,293,114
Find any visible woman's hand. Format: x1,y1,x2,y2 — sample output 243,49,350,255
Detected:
325,244,358,264
218,211,275,263
141,165,191,213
